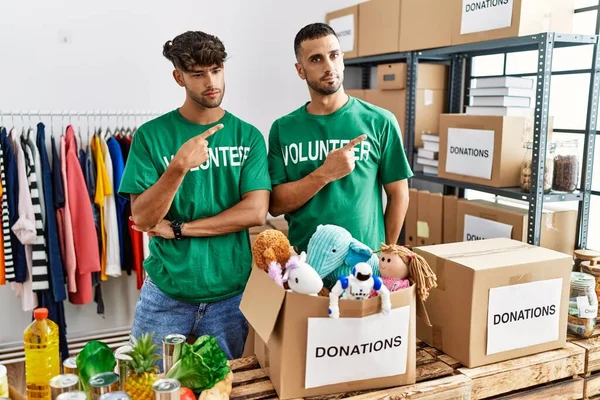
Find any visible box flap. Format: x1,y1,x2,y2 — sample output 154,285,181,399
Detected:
416,297,432,327
240,267,286,344
418,238,571,271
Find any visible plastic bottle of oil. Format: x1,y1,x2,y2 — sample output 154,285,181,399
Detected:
24,307,60,399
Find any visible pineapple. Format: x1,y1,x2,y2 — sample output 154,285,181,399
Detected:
123,333,161,400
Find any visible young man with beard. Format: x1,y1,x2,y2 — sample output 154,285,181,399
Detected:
267,23,412,254
118,31,271,362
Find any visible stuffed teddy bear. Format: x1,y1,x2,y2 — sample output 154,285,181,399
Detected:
306,224,380,289
371,243,437,301
251,229,292,275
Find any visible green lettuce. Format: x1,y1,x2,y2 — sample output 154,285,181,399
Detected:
76,341,117,392
165,335,231,393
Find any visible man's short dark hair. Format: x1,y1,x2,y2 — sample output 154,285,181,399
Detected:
163,31,228,72
294,23,338,57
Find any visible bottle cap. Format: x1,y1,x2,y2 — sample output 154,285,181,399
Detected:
34,308,49,320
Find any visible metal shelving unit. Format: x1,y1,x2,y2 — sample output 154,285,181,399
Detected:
345,32,600,249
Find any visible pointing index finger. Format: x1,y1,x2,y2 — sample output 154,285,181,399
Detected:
342,134,367,150
198,123,224,140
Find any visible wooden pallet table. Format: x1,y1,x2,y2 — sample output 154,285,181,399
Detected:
570,331,600,400
456,343,585,399
230,340,585,400
229,342,465,400
422,341,584,399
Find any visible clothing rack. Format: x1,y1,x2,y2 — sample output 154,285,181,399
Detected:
0,110,164,143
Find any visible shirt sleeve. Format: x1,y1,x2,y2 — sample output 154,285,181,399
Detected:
240,128,272,195
379,115,413,185
267,121,288,186
118,128,160,197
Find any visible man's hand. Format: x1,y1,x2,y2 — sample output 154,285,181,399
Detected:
172,123,224,172
317,134,367,184
132,218,175,239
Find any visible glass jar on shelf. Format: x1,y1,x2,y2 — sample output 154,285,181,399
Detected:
520,141,555,193
552,140,580,193
568,272,598,338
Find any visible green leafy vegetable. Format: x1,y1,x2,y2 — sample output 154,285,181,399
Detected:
165,335,231,393
76,341,117,392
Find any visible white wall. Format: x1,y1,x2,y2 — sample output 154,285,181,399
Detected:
0,0,367,344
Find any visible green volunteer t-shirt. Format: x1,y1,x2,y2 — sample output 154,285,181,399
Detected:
118,109,271,304
268,96,413,253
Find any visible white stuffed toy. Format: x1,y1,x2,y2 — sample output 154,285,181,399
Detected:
283,251,324,296
328,262,391,318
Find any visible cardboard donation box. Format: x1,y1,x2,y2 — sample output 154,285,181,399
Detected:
326,5,360,59
417,191,443,246
399,0,452,51
439,114,529,187
240,267,427,399
415,238,571,368
368,64,447,146
452,0,575,46
456,199,578,255
359,0,453,56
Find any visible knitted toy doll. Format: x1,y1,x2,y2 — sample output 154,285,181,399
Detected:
371,244,437,301
306,224,380,289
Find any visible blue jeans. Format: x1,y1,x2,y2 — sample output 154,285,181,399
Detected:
130,277,248,370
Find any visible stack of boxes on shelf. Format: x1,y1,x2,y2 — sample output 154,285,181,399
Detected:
466,76,536,117
326,0,574,58
406,189,578,255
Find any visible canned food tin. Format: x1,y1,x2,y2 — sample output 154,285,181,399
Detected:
56,391,87,400
162,334,186,373
99,391,131,400
89,372,120,400
63,356,78,375
50,374,80,399
152,378,181,400
113,345,133,390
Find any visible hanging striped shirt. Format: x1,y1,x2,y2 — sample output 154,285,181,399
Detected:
0,137,14,281
21,136,49,291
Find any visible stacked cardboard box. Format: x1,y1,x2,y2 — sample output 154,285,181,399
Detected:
438,114,530,188
365,63,448,146
454,199,578,255
405,189,459,248
451,0,575,46
327,0,574,58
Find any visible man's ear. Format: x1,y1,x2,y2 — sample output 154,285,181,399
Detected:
173,70,185,87
295,63,306,81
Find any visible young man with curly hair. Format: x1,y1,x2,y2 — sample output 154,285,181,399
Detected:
119,31,271,362
267,23,412,254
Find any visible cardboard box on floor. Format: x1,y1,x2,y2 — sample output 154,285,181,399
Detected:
438,114,530,187
417,191,443,246
358,0,452,56
326,5,361,59
240,267,430,399
456,199,578,255
415,238,572,368
452,0,575,46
